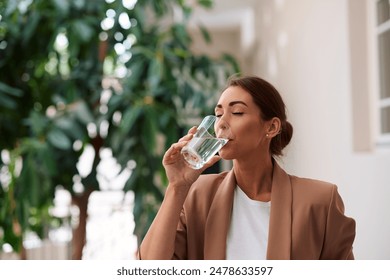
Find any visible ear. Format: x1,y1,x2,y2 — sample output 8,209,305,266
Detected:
266,117,281,138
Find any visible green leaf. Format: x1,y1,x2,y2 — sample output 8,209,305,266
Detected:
81,168,99,189
123,167,139,192
115,137,137,165
147,57,163,92
3,224,22,252
0,93,18,109
172,24,190,46
132,46,155,60
197,0,213,8
0,82,23,97
163,119,179,149
221,53,241,74
74,0,86,10
5,0,18,16
28,111,49,136
21,157,40,207
132,191,144,219
107,94,124,114
74,101,94,124
39,146,58,177
55,118,86,140
126,59,147,88
51,0,70,15
22,12,41,45
199,24,212,44
47,128,72,150
182,6,193,20
107,131,123,155
171,47,189,59
71,20,94,43
0,196,8,221
121,105,142,133
141,108,157,153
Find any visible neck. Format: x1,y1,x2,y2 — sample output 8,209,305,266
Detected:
233,155,274,202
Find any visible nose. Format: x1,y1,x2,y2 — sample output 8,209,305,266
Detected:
215,117,227,129
219,121,228,130
215,117,229,136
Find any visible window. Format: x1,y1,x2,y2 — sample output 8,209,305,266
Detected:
376,0,390,142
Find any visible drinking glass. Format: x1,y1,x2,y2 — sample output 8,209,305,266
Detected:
181,115,229,169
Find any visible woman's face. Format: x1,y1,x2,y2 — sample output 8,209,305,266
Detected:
214,86,270,160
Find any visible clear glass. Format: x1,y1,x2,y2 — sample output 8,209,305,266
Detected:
181,115,229,169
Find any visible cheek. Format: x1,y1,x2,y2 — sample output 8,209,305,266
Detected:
235,122,262,142
222,122,263,155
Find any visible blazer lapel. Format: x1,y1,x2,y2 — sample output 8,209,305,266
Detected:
204,170,236,259
266,161,292,259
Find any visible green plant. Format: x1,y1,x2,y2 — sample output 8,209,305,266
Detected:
0,0,239,258
0,0,108,258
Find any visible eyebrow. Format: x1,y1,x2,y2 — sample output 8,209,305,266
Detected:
215,100,248,109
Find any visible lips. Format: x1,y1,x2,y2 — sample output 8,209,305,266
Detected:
217,131,233,140
217,134,231,139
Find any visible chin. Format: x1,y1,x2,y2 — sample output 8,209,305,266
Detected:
218,149,234,160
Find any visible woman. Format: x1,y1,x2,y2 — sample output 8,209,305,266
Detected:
138,75,356,260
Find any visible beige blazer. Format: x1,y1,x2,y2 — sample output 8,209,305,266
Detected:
139,162,356,260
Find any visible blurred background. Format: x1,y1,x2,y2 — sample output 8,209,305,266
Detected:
0,0,389,260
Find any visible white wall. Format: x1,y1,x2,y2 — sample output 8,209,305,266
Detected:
192,0,390,259
254,0,390,260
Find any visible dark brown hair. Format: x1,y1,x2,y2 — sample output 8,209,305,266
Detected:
226,75,293,156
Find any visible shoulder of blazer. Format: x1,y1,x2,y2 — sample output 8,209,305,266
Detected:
288,175,337,206
187,171,230,198
183,171,231,211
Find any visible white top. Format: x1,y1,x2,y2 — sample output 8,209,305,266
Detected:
226,186,271,260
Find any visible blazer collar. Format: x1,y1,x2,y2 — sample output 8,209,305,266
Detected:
204,170,236,259
204,160,292,260
267,161,292,259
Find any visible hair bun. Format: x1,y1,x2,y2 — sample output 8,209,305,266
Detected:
280,121,293,150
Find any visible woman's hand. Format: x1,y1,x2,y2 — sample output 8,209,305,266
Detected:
163,126,221,193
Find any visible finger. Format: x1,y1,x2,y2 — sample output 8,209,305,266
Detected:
178,133,193,142
188,126,197,134
165,141,188,156
178,126,197,142
164,142,186,165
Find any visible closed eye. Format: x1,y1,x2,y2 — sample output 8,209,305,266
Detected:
216,112,243,118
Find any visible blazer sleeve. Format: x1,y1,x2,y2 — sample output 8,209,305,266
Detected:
172,209,188,259
320,186,356,259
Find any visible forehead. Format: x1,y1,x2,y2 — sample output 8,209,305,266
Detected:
217,86,254,106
